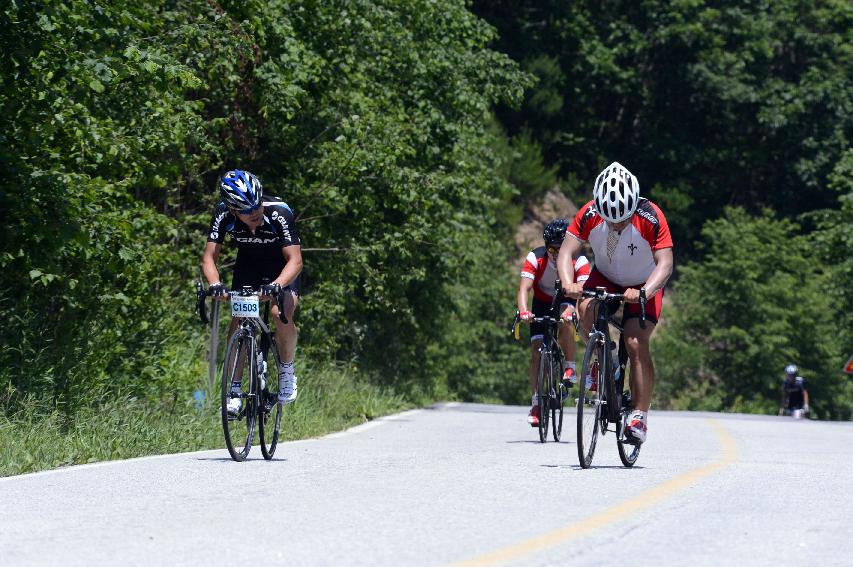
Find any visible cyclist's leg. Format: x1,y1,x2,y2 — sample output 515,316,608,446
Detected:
622,318,656,411
558,301,577,383
558,301,576,351
622,288,663,412
529,339,543,398
272,282,299,403
271,289,298,363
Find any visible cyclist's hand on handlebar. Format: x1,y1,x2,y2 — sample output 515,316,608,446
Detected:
623,287,642,303
208,282,228,299
562,282,584,299
260,282,282,298
519,310,533,322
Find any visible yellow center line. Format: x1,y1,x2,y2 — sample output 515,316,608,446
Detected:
450,418,738,567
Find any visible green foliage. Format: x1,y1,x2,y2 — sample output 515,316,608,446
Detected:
474,0,852,253
653,208,852,419
0,0,534,442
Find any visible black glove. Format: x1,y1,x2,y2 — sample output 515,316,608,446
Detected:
208,282,227,297
260,282,282,297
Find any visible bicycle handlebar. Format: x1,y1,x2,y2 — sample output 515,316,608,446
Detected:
196,284,289,325
580,286,647,329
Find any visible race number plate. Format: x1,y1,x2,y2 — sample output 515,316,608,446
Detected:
231,295,260,318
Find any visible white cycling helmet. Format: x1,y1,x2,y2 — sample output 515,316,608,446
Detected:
593,161,640,223
785,364,798,375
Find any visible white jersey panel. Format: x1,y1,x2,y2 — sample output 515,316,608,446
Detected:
587,223,656,286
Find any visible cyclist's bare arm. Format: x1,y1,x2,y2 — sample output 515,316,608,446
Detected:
624,247,674,303
557,235,583,298
273,244,303,289
517,277,533,320
202,241,223,287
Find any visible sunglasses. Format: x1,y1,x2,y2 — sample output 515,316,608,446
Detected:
235,203,262,215
547,246,561,255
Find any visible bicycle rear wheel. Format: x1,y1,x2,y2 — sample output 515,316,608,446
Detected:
617,377,641,467
259,338,283,460
537,352,550,443
221,330,257,462
551,355,564,442
577,336,604,468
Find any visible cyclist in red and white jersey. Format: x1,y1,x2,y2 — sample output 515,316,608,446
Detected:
518,219,591,427
557,162,673,444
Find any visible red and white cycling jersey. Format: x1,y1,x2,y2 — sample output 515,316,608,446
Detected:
567,198,673,287
521,247,591,302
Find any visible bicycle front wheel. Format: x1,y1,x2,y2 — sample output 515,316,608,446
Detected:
577,335,604,468
551,355,564,442
259,338,283,460
537,352,550,443
221,330,257,462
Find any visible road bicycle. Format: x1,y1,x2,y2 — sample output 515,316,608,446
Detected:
512,280,569,443
575,286,647,468
197,283,287,461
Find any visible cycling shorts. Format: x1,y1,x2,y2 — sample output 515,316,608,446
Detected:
582,268,662,324
530,296,575,343
231,256,301,296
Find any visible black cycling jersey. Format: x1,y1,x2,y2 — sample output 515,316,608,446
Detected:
207,196,301,292
782,376,806,410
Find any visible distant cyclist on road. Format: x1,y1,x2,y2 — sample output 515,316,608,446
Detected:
201,170,303,416
557,162,674,444
779,364,809,417
518,219,591,427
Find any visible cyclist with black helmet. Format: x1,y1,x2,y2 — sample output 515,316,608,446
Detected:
202,170,303,417
779,364,810,417
558,162,674,444
518,219,591,427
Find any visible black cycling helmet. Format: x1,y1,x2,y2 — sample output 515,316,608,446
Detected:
543,218,569,247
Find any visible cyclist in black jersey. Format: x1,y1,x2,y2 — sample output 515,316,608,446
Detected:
779,364,809,418
202,170,303,416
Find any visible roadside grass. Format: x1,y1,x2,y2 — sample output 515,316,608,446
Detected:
0,361,412,477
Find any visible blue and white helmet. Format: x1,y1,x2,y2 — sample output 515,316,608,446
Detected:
219,170,263,211
593,162,640,223
785,364,798,376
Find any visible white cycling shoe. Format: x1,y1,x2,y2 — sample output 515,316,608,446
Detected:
226,396,242,418
278,373,298,404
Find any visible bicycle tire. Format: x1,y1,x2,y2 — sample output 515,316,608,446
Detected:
259,338,283,460
551,353,564,442
617,377,641,467
577,335,604,468
537,351,550,443
221,330,257,462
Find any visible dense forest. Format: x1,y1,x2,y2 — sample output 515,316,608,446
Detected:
1,0,850,460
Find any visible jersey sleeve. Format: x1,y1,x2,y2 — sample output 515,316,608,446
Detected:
270,205,301,247
650,202,673,250
520,251,537,280
567,201,596,241
207,204,231,244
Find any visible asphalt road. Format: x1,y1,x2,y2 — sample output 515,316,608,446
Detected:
1,403,851,566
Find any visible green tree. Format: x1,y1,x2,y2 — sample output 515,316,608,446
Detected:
654,208,851,419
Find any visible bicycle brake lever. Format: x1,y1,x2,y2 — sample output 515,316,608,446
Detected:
639,288,647,330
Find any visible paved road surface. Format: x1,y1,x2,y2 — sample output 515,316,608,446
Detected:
1,403,851,566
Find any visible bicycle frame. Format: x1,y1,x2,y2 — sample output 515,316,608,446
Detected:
579,286,645,437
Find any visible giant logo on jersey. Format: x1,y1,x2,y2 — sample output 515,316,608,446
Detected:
271,210,292,240
233,236,279,244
